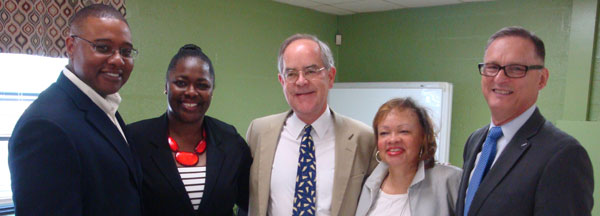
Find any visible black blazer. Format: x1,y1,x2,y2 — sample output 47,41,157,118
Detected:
456,108,594,216
127,114,252,216
8,73,142,215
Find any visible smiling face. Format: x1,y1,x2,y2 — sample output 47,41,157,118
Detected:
66,17,133,97
376,108,423,168
166,57,213,123
278,39,336,124
482,36,548,125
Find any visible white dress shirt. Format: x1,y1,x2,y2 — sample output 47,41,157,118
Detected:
62,67,127,142
467,105,536,185
269,107,335,216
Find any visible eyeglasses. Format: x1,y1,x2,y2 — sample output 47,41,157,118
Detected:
282,66,326,82
478,63,543,78
71,35,138,59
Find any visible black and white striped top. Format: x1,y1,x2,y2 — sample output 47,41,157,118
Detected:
178,166,206,210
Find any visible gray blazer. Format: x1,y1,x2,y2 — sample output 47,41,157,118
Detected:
456,108,594,216
355,161,462,216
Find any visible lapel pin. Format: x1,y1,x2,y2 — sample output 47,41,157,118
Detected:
520,143,528,148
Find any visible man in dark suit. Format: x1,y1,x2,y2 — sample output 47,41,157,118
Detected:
456,26,594,216
8,4,141,215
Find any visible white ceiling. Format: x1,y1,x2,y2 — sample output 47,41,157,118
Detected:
273,0,493,15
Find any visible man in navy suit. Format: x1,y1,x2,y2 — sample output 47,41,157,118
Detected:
8,4,142,215
456,26,594,216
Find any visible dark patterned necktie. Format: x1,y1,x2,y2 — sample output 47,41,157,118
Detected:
292,125,316,216
464,126,503,216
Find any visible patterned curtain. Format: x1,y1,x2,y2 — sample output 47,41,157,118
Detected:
0,0,126,58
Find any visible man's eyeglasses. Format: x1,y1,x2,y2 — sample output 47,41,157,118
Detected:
478,63,543,78
71,35,138,59
282,66,326,82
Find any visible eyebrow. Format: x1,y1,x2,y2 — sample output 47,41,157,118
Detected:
484,62,529,65
93,38,134,47
379,123,413,128
175,75,211,81
285,64,318,71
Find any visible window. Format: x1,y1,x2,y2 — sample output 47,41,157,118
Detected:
0,53,67,207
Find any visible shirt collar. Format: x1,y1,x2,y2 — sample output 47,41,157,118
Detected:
365,160,426,192
489,104,537,141
62,67,122,115
288,105,333,139
409,160,426,187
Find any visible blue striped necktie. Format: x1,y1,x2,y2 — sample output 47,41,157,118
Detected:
292,125,316,216
464,126,503,216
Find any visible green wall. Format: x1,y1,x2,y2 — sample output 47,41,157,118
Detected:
119,0,338,135
591,6,600,121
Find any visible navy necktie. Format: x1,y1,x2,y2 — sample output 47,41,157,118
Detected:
292,125,316,216
464,126,503,216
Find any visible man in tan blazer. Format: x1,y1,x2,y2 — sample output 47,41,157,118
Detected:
246,34,377,216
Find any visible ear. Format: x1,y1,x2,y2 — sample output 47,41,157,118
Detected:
278,72,285,87
66,36,75,59
538,67,549,90
327,67,336,88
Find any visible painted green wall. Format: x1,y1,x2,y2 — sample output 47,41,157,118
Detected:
119,0,338,135
590,9,600,121
337,0,573,166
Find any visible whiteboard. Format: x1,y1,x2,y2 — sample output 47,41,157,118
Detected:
328,82,453,163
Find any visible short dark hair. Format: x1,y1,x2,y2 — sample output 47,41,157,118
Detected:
166,44,215,87
486,26,545,62
372,97,437,169
69,4,128,31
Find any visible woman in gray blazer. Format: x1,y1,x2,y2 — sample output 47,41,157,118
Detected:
355,98,462,216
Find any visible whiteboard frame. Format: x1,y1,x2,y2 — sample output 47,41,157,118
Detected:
329,82,453,163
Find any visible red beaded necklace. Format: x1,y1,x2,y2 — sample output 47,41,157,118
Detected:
168,128,207,166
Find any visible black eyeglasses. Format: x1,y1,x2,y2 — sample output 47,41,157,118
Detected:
478,63,543,78
71,35,138,59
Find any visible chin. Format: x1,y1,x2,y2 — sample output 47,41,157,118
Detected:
292,104,316,113
486,99,507,110
175,113,204,123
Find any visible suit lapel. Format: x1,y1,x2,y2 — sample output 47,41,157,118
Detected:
257,112,288,215
331,110,359,215
457,127,488,216
202,117,226,209
57,74,139,187
147,115,192,210
84,98,139,183
468,109,545,216
464,128,488,186
117,112,142,186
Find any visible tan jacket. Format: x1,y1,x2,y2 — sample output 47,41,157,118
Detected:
246,109,377,216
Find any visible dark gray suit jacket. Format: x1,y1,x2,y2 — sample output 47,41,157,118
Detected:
456,108,594,216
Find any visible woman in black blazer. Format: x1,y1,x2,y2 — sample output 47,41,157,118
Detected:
127,44,252,216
